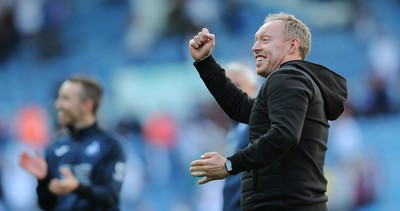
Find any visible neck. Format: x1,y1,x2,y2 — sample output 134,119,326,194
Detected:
282,54,302,64
72,115,96,130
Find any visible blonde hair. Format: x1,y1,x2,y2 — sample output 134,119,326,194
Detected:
264,12,311,60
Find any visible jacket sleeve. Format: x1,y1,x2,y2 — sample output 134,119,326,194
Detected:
37,177,57,210
228,69,314,174
37,151,57,210
74,138,126,208
194,56,255,124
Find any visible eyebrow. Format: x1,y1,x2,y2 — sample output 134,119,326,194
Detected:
255,30,271,41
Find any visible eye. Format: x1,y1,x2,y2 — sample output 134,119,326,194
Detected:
263,38,270,43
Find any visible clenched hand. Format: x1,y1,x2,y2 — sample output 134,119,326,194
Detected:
189,28,216,62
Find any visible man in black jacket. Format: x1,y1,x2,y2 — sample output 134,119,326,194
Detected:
19,76,126,211
189,12,347,211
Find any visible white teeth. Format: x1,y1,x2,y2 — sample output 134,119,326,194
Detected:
256,57,264,62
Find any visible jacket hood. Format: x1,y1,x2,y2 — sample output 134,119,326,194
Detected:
282,60,348,120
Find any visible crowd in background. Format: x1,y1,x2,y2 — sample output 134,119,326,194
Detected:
1,0,400,210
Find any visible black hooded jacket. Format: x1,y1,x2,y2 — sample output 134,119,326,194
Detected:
194,56,347,211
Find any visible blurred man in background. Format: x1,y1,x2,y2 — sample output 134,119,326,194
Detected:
222,62,258,211
19,76,126,211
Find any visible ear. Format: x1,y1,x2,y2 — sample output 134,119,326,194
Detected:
84,99,95,113
288,38,300,54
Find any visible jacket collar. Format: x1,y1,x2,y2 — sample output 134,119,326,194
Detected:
66,123,98,141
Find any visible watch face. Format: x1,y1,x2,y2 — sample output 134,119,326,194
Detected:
226,159,233,172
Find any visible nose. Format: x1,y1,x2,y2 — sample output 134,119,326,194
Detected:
55,98,61,109
252,41,261,53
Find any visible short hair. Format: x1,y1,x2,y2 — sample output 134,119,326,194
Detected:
67,76,103,114
264,12,311,60
225,62,258,86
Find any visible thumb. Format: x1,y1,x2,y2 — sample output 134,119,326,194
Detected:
35,151,42,159
198,176,212,185
202,28,210,34
202,28,215,42
59,167,74,178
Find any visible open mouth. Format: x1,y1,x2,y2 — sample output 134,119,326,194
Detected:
255,56,266,66
256,56,265,62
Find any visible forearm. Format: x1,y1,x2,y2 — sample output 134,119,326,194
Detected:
228,129,300,174
74,184,119,207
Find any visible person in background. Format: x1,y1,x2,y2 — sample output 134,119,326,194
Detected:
189,12,347,210
19,75,126,211
222,62,258,211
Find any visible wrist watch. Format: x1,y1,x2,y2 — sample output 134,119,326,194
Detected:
225,158,233,174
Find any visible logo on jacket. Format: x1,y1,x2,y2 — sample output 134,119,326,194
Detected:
54,145,70,157
85,141,100,156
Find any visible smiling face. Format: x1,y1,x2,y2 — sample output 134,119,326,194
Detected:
54,81,89,128
252,20,298,78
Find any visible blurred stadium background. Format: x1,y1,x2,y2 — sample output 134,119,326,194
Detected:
0,0,400,210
